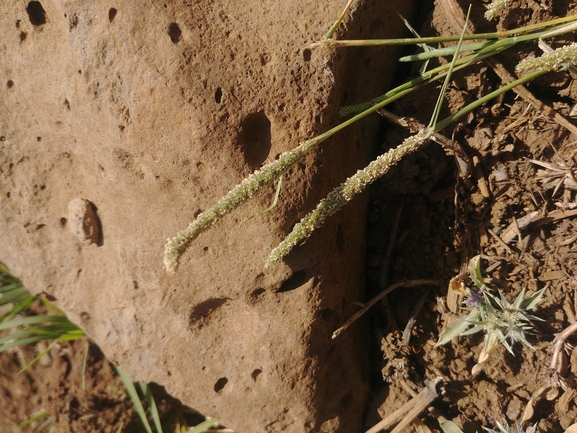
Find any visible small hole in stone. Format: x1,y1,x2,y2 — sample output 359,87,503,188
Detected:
108,8,117,22
336,223,345,254
203,246,209,252
214,87,222,103
20,32,27,42
214,377,228,393
251,288,265,298
339,391,353,411
168,23,182,44
239,111,272,167
321,308,335,321
64,99,71,110
26,1,47,26
251,369,262,381
6,192,11,199
60,217,67,227
37,137,42,142
7,80,14,88
303,49,311,62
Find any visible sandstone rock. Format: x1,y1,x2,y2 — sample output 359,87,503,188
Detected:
1,0,415,431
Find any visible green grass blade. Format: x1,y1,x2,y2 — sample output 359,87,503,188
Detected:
433,68,547,131
115,366,154,433
19,339,59,373
82,340,89,390
188,418,218,433
240,175,283,224
0,315,71,331
0,335,59,353
428,5,471,128
13,410,49,429
0,284,32,306
0,296,38,323
138,382,163,433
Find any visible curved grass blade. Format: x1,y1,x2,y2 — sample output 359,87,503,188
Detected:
115,366,154,433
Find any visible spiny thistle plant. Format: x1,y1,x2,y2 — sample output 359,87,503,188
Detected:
163,7,577,274
484,421,538,433
436,256,547,373
439,419,538,433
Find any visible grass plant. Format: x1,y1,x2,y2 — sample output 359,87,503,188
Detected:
0,262,219,432
163,9,577,273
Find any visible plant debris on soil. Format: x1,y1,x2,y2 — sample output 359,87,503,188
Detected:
3,0,577,432
364,0,577,432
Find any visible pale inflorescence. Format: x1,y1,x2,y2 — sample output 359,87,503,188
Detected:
163,137,320,274
516,42,577,74
484,0,513,21
266,128,433,266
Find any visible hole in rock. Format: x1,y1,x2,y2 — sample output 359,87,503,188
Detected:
239,111,271,167
189,298,229,326
59,217,67,227
251,288,265,298
336,223,345,254
26,1,47,26
214,377,228,393
214,87,222,103
321,308,335,321
303,48,311,61
20,32,27,41
339,391,353,411
168,22,182,43
251,369,262,381
7,80,14,88
108,8,117,22
277,269,314,293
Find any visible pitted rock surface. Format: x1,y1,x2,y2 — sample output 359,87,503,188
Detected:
1,1,415,431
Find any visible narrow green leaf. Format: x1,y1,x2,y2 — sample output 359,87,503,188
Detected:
0,315,71,331
116,366,153,433
138,382,163,433
188,418,218,433
520,287,547,310
436,314,473,346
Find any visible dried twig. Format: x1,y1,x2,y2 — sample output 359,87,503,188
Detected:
366,377,445,433
332,279,442,339
377,108,472,178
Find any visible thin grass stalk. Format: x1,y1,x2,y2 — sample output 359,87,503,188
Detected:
116,366,154,433
399,23,573,62
339,40,512,116
434,68,547,130
310,14,577,48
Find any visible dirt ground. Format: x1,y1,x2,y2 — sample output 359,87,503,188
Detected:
3,0,577,432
